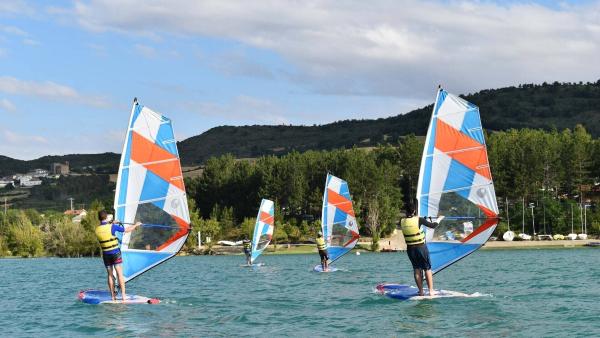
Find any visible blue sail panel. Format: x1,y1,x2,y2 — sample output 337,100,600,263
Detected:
427,242,480,273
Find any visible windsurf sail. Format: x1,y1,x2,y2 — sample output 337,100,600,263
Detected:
321,173,360,263
416,88,499,274
114,99,191,282
251,199,274,264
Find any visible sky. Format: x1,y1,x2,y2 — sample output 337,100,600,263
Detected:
0,0,599,159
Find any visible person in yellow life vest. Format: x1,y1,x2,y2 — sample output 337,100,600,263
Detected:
96,210,141,302
401,204,443,297
242,236,252,265
316,231,329,271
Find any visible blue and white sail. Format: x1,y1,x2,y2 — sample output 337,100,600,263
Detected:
321,174,360,264
114,99,191,282
416,89,499,274
251,199,274,264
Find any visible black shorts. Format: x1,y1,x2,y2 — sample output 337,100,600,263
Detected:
318,250,328,261
244,249,251,256
102,251,123,267
406,244,431,270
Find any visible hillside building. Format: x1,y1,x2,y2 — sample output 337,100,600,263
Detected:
50,162,70,175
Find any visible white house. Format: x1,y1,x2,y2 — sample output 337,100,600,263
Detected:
31,169,49,178
21,179,42,187
0,180,13,188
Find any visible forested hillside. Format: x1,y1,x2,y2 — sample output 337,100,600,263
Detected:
179,81,600,164
3,81,599,172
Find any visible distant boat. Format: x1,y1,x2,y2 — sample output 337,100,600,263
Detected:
518,197,531,240
416,88,499,273
503,197,515,241
567,204,577,240
218,240,242,246
250,199,275,265
314,173,360,272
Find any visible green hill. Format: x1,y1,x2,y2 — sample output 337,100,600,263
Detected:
179,81,600,165
2,81,600,173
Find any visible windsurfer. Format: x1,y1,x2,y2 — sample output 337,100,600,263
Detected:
95,210,140,302
400,204,442,297
242,237,252,265
316,231,329,271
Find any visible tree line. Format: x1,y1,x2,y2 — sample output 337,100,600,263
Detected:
1,126,599,257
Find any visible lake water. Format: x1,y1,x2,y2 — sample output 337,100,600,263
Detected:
1,248,599,337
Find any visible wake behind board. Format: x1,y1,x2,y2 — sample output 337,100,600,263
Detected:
78,290,159,305
240,262,265,267
375,284,475,300
313,265,339,273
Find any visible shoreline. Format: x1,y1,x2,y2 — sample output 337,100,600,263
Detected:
481,239,597,250
2,240,597,259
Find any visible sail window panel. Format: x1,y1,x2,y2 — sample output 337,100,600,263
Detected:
128,202,180,250
426,191,487,242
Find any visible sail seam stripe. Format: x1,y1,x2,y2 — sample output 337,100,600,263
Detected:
419,183,493,196
115,194,186,207
426,145,486,157
125,158,178,168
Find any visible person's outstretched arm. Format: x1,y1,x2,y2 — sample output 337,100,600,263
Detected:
113,221,141,233
124,222,141,233
419,217,439,229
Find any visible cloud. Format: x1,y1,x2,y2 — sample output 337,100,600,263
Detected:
1,128,47,145
134,43,157,58
186,95,288,124
0,98,16,112
22,38,39,45
208,49,275,79
0,76,111,108
63,0,600,98
0,0,32,15
1,25,28,36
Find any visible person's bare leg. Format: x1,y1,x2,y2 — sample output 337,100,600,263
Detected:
324,258,328,271
106,266,116,300
414,268,424,296
115,264,126,302
425,270,435,296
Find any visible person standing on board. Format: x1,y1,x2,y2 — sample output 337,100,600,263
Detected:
242,237,252,265
401,205,442,297
316,231,329,271
95,210,140,302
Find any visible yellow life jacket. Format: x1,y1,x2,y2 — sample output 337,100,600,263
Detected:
95,222,120,252
316,237,326,251
401,217,425,246
243,241,251,250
